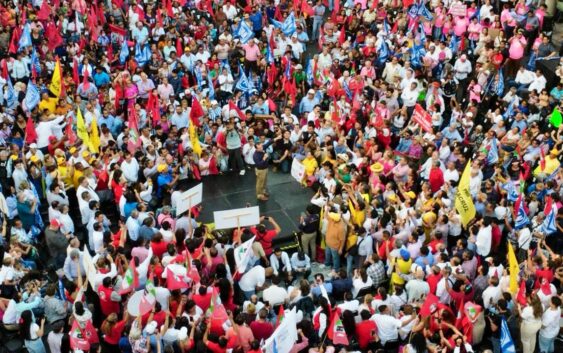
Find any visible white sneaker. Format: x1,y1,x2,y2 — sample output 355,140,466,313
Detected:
239,170,246,176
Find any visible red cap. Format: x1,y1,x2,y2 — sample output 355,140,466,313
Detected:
50,218,60,228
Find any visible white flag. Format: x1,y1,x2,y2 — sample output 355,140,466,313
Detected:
82,247,98,289
263,307,298,353
234,236,255,274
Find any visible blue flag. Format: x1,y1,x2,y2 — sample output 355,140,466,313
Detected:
31,49,41,75
18,24,32,51
208,75,215,99
24,81,40,112
487,138,499,164
515,196,530,229
541,205,557,235
410,44,425,68
500,318,516,353
266,43,274,64
5,78,17,110
449,35,459,55
135,43,151,67
503,98,516,119
306,59,314,86
377,41,390,66
383,19,391,35
503,181,519,202
119,40,130,64
194,67,203,89
417,2,434,21
526,51,537,71
408,4,419,19
343,80,353,101
236,65,254,94
496,69,505,97
235,20,254,44
418,22,426,44
271,12,297,36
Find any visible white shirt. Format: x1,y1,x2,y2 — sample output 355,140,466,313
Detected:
453,59,472,80
352,277,373,297
239,266,266,291
92,230,104,254
540,307,561,338
371,313,402,344
121,158,140,183
528,74,547,93
482,285,501,309
36,116,66,148
269,252,292,276
405,279,430,302
262,285,288,307
475,225,492,257
515,69,535,85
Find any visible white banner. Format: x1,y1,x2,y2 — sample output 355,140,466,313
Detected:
234,236,255,273
263,307,298,353
213,206,260,230
291,158,305,183
176,183,203,216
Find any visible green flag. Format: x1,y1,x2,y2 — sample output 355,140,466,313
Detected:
549,107,562,128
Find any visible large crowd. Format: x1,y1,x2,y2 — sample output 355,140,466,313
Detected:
0,1,562,353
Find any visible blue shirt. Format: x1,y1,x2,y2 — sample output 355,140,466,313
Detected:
98,114,116,131
511,119,527,133
299,96,320,114
93,71,110,87
414,253,435,268
249,12,263,32
157,173,172,198
312,283,333,297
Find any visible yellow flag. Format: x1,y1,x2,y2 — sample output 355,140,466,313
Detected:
89,116,100,153
455,160,476,227
189,124,202,156
76,107,90,148
49,58,62,98
507,242,519,293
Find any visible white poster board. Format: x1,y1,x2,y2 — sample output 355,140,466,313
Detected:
176,183,203,216
213,206,260,230
291,158,305,183
126,290,156,317
450,4,467,17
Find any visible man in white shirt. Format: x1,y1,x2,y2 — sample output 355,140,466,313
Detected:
400,82,420,108
405,268,430,303
269,248,292,281
121,152,140,184
539,296,561,353
371,305,416,346
514,67,534,92
527,70,547,93
239,265,267,300
482,276,502,309
453,54,472,100
262,275,288,307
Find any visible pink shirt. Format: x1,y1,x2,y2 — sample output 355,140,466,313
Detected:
242,44,261,62
468,23,481,40
354,0,367,9
501,9,517,27
453,17,469,37
509,36,527,59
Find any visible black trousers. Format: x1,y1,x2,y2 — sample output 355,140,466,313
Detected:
228,148,244,172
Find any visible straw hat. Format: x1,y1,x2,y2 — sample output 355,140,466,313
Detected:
370,163,383,173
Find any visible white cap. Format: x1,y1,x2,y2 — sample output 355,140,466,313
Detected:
144,321,158,335
29,143,37,149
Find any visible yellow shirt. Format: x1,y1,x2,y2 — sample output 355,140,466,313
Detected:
71,169,84,189
533,156,560,176
302,157,318,176
39,97,58,113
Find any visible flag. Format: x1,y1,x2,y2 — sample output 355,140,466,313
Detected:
301,0,314,16
229,100,246,121
487,138,499,164
266,41,274,64
420,293,440,316
540,147,546,171
49,57,62,97
5,78,17,110
189,96,204,127
410,44,425,68
72,58,80,86
514,194,529,230
507,242,519,294
275,305,285,328
449,35,459,55
235,20,254,44
24,117,37,144
234,236,255,273
455,299,465,328
235,66,255,94
119,39,129,64
89,116,100,153
208,75,215,99
338,25,346,45
418,3,434,21
30,49,41,77
37,1,51,20
189,124,202,157
134,43,151,67
455,161,476,227
23,81,40,112
549,107,562,128
516,280,527,306
271,12,297,36
145,272,156,297
500,317,516,353
306,59,314,86
264,307,298,353
76,107,91,148
377,41,390,66
18,23,32,51
540,196,557,235
119,258,139,294
66,118,77,145
496,69,505,96
127,106,140,154
503,98,516,119
408,3,419,18
166,267,188,290
328,308,349,345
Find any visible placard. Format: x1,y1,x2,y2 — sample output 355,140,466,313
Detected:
450,4,467,17
291,158,305,183
176,183,203,216
412,104,433,133
213,206,260,230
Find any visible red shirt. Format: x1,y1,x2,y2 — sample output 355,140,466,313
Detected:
251,229,278,255
206,341,227,353
98,285,120,316
193,292,212,313
428,168,445,193
491,224,502,249
356,320,377,349
427,273,442,294
103,320,126,345
249,320,274,342
151,241,169,258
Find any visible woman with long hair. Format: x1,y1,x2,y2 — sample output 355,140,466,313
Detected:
518,294,543,353
20,310,46,353
100,312,129,353
404,332,428,353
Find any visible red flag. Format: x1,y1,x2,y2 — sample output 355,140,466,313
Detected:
112,0,124,8
156,9,163,27
37,1,51,21
228,100,246,121
540,147,546,171
165,0,174,17
540,278,552,295
46,22,64,51
134,5,146,21
455,300,465,328
327,308,349,345
318,26,324,50
267,63,278,86
176,37,183,56
420,293,440,316
8,27,20,54
516,280,527,305
544,195,553,216
25,117,38,145
371,0,379,9
96,3,106,25
66,118,77,145
338,25,346,45
107,24,127,37
139,294,155,315
403,0,414,7
82,68,90,90
301,0,315,16
274,6,283,21
289,77,297,104
189,96,204,127
332,0,340,21
275,305,285,328
119,258,139,294
332,99,340,122
69,320,91,351
166,267,189,290
205,0,215,18
107,42,114,63
1,59,8,80
186,258,201,284
72,58,80,86
267,98,277,112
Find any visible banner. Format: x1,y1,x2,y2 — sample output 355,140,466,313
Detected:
291,158,305,183
213,206,260,230
234,236,255,273
176,183,203,216
455,161,476,227
450,4,467,17
264,307,298,353
412,104,432,133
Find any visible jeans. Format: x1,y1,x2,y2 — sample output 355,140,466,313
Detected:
324,247,340,271
346,254,354,278
538,332,555,353
491,336,501,353
312,19,323,40
242,289,255,300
